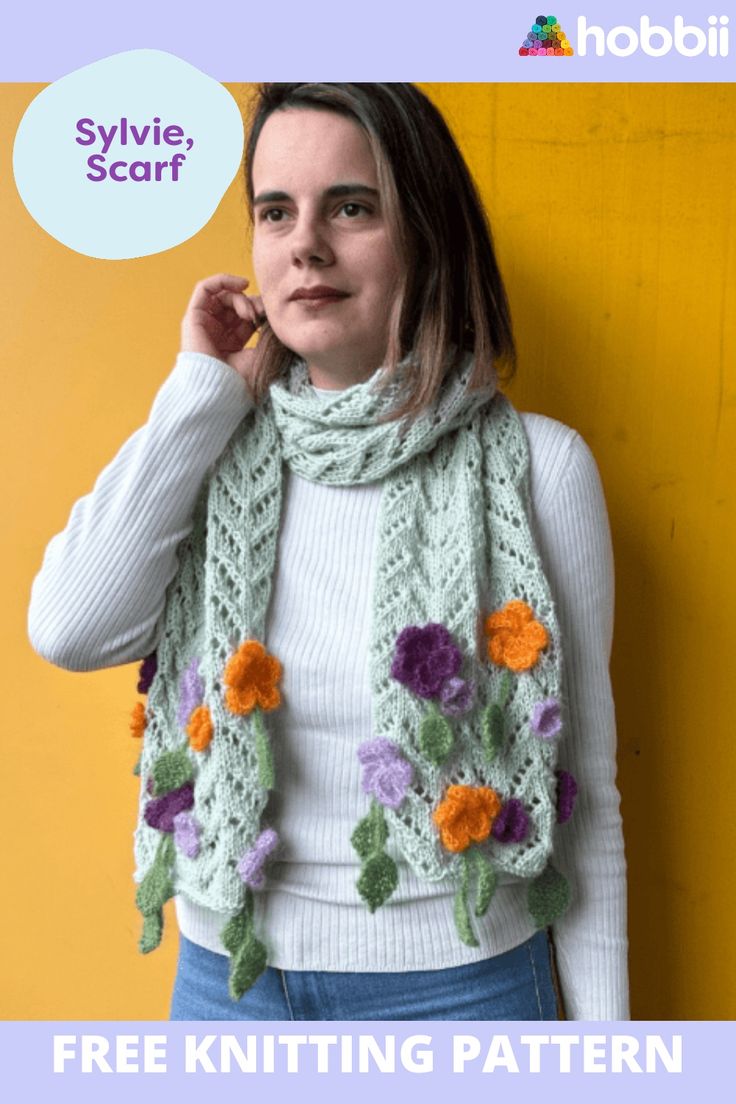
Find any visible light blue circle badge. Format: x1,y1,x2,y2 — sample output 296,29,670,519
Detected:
13,49,244,260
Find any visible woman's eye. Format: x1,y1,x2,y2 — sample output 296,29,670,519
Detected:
261,208,286,223
339,202,370,218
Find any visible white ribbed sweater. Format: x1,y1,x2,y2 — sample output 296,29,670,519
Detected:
28,352,629,1020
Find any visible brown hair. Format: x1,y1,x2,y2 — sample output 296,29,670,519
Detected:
244,83,516,423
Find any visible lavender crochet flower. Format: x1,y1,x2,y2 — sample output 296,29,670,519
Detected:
556,769,578,824
237,828,279,889
172,811,201,858
137,652,157,694
391,623,463,700
439,677,475,717
492,798,530,843
144,780,195,833
357,738,413,809
177,658,205,727
531,697,563,739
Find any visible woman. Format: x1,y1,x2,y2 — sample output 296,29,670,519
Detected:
28,83,628,1021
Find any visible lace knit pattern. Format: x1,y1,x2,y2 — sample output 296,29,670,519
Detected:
133,358,563,911
134,403,284,909
369,401,561,883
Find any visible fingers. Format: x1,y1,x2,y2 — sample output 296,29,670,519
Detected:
187,276,266,327
214,295,261,354
216,289,267,330
183,277,267,364
219,326,249,353
186,273,249,313
217,305,251,342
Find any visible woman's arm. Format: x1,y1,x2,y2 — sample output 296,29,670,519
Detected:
27,352,252,671
523,412,629,1021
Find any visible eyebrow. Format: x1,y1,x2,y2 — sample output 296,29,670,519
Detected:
252,183,380,206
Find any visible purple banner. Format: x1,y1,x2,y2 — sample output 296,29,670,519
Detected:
0,1,735,81
1,1021,732,1101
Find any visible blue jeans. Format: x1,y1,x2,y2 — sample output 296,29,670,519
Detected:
170,929,561,1020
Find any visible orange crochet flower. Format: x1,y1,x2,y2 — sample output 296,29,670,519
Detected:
130,701,146,739
223,640,282,715
432,785,502,852
485,600,548,672
187,704,214,751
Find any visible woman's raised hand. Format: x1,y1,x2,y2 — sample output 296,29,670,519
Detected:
180,274,266,391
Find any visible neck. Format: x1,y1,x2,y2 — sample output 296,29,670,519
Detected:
305,354,385,392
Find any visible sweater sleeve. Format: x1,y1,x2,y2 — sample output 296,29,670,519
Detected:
522,412,629,1021
27,352,253,672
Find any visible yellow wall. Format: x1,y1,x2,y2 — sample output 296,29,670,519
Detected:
3,83,734,1019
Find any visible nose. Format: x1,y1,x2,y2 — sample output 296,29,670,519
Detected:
290,211,334,268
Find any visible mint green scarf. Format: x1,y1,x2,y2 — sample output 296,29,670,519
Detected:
133,354,572,999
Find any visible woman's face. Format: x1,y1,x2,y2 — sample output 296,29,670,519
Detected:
251,107,402,388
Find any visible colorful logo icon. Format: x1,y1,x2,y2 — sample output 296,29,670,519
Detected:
519,15,575,55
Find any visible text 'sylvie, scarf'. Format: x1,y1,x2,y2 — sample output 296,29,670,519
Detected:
130,355,577,1000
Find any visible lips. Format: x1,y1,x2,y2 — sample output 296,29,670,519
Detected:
290,285,350,301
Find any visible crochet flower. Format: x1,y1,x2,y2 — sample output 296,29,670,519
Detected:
530,697,562,739
485,600,548,672
432,785,502,853
137,652,157,694
391,623,462,700
492,798,530,844
178,657,205,727
144,779,195,833
357,738,413,810
224,641,282,715
439,677,475,717
187,704,214,752
237,828,279,889
173,811,201,858
556,769,578,824
130,702,146,739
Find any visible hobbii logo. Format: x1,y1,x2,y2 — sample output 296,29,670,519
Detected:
577,14,730,57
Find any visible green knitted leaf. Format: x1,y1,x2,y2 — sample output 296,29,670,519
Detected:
419,709,453,765
350,802,388,859
453,889,479,947
135,864,173,916
135,834,175,916
481,703,505,762
221,909,250,956
473,849,498,917
151,748,193,796
351,814,374,859
453,855,479,947
253,710,275,790
356,852,398,912
139,910,163,954
132,753,141,777
528,864,571,928
228,934,268,1001
160,831,175,865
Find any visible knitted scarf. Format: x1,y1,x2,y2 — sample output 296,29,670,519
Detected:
130,354,576,1000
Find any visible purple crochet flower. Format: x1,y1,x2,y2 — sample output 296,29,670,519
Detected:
391,623,463,700
439,677,475,717
144,781,195,833
172,811,201,858
492,798,530,843
137,652,157,694
177,658,205,727
556,769,578,824
531,697,563,739
357,738,413,810
237,828,279,889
